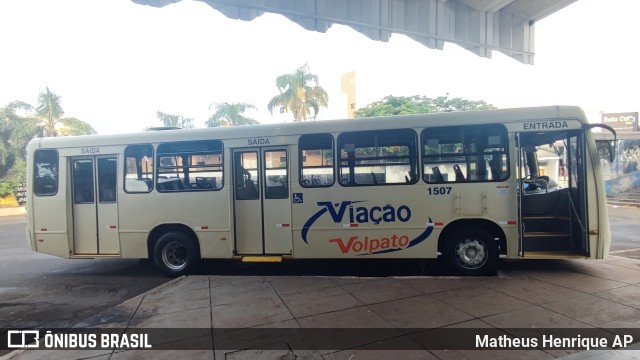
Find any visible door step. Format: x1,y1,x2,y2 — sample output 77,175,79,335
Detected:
70,254,121,259
522,232,572,251
523,217,570,233
523,232,570,237
237,256,284,263
520,251,587,259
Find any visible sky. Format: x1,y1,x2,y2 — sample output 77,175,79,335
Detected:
0,0,639,135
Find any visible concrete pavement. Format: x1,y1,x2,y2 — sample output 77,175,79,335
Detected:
4,256,640,360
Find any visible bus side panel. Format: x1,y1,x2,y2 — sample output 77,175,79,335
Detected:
291,185,440,259
291,182,516,259
194,190,232,258
451,183,518,257
119,233,148,258
118,190,232,259
32,160,71,259
198,231,232,258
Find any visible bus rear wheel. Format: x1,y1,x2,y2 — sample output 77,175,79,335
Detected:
153,231,199,277
443,228,497,276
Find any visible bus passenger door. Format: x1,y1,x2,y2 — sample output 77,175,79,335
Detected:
72,156,119,255
233,148,292,255
517,131,588,256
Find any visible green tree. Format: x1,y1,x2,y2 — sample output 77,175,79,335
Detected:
0,108,26,196
268,64,329,121
354,94,496,118
206,102,259,127
155,110,195,129
0,107,20,167
9,87,96,149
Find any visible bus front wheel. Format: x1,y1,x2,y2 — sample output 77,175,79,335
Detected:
153,232,199,277
443,228,497,276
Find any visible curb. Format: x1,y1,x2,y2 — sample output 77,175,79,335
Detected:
0,207,25,217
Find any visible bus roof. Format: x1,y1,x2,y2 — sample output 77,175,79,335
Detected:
28,105,588,150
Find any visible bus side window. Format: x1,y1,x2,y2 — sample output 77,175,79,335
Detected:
235,152,259,200
34,149,59,196
98,158,117,203
423,125,508,183
299,133,334,188
338,129,418,186
73,159,95,203
124,145,154,193
156,140,224,193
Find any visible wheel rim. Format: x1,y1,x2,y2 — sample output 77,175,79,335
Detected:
161,240,188,271
454,238,487,270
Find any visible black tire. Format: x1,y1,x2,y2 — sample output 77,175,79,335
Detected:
442,228,498,276
153,231,200,277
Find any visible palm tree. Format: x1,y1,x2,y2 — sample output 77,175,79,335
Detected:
9,87,96,148
155,110,194,129
207,102,259,127
267,64,329,122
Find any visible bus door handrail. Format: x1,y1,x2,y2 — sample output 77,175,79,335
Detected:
567,191,587,233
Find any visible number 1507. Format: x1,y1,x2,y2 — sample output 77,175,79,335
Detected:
427,186,452,195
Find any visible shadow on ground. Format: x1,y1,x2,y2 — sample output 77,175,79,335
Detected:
181,258,609,278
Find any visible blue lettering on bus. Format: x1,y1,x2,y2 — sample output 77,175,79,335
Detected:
301,200,433,254
311,201,411,227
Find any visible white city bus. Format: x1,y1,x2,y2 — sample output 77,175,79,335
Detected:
25,106,616,276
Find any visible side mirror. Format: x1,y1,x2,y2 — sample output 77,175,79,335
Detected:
596,140,615,163
585,123,617,163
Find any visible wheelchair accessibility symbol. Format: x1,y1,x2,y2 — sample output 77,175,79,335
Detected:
293,193,303,204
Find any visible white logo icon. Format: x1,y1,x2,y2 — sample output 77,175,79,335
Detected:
7,330,40,348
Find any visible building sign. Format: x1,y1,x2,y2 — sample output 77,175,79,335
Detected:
602,112,638,132
14,182,26,205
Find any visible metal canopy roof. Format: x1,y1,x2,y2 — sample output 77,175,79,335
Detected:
132,0,577,65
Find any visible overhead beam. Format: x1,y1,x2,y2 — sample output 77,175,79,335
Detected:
132,0,578,65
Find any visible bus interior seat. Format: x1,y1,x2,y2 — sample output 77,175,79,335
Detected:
196,177,213,189
245,180,259,197
370,172,379,185
489,157,500,180
405,170,417,183
157,177,185,191
126,178,151,192
453,165,465,182
266,185,287,198
537,175,558,189
522,186,566,216
432,166,445,183
141,177,153,190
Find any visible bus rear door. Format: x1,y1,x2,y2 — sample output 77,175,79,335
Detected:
232,148,292,256
71,156,120,255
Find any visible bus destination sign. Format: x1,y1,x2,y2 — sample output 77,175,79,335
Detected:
80,147,101,154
